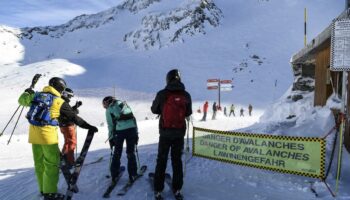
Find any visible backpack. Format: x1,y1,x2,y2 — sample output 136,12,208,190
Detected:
162,91,187,129
26,92,59,126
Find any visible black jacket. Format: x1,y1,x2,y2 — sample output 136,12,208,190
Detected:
151,80,192,137
59,100,91,129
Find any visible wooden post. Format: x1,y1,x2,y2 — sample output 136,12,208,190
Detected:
304,8,307,47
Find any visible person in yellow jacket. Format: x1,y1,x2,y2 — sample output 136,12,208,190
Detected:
18,77,98,200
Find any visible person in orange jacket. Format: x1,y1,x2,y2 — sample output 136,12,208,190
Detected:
201,101,209,121
59,88,83,168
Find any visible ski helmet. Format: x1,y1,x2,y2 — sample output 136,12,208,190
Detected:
49,77,67,93
62,88,74,99
166,69,181,84
102,96,116,108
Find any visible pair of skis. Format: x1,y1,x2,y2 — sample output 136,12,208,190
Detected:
102,165,147,198
148,172,184,200
59,129,97,200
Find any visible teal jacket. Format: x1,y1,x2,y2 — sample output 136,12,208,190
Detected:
106,100,137,140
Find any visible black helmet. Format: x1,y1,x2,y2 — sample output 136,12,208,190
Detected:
49,77,66,93
62,88,74,99
166,69,181,84
102,96,115,108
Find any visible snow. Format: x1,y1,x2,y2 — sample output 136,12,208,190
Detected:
0,0,349,200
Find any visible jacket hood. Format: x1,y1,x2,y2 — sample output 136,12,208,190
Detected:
165,80,185,91
43,86,62,97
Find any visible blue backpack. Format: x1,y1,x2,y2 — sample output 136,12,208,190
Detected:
26,92,59,126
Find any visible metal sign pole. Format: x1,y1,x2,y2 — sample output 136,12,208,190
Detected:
218,79,221,109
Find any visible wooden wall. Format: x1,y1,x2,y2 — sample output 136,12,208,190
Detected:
314,45,330,106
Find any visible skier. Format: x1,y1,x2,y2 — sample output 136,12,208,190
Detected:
151,69,192,200
18,77,98,200
248,104,253,116
201,101,208,121
212,102,217,120
240,107,244,117
224,106,227,116
102,96,139,183
59,88,83,168
229,104,235,117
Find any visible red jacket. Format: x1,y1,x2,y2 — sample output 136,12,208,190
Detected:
203,102,209,113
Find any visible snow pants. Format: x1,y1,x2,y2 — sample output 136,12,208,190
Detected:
154,135,184,192
32,144,60,194
201,112,207,121
60,125,77,165
110,127,138,180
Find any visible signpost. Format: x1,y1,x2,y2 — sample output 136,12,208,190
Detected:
207,79,233,108
330,18,350,71
330,13,350,195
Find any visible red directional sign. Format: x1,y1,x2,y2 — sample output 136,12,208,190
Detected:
207,86,219,90
220,80,232,84
207,79,220,82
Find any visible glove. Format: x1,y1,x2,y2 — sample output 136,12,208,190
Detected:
109,139,115,149
25,88,34,94
88,125,98,133
75,101,82,108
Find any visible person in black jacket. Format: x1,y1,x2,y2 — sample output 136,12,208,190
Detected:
151,69,192,200
212,102,217,120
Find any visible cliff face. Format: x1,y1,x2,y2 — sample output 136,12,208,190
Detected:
123,0,223,50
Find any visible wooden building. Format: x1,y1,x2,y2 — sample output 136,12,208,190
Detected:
291,9,350,152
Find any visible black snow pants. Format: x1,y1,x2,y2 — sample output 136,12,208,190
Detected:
110,127,138,180
154,135,184,192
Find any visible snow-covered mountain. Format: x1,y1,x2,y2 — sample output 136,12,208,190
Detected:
0,0,343,106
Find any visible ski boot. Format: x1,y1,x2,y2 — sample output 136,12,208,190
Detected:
43,193,65,200
173,190,184,200
154,191,163,200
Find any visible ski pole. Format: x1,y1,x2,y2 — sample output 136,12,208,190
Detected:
106,146,114,178
0,105,21,137
335,115,345,195
135,145,141,173
7,106,25,145
75,125,78,159
4,74,42,142
183,118,190,177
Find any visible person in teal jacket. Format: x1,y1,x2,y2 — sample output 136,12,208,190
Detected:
102,96,139,183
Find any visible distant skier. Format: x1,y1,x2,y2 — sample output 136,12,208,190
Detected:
248,104,253,116
229,104,235,117
201,101,209,121
103,96,139,183
212,102,217,120
240,107,244,117
224,106,227,116
18,77,98,200
151,69,192,200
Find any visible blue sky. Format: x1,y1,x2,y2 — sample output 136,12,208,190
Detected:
0,0,122,28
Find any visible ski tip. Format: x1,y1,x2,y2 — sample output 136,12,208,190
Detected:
117,192,125,196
